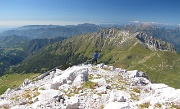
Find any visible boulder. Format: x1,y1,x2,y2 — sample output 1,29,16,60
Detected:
56,69,62,74
72,68,88,86
127,70,139,78
4,88,11,95
72,75,83,86
109,90,115,102
117,96,126,102
94,86,107,94
108,90,130,102
59,84,70,92
11,105,26,109
38,89,60,102
104,102,129,109
22,79,31,87
0,100,10,106
109,66,115,70
50,83,61,90
66,97,79,109
50,70,69,89
51,66,88,89
53,94,65,103
69,68,88,82
38,71,50,80
138,78,150,85
115,68,126,73
91,78,107,87
97,63,105,68
49,71,55,76
103,65,109,69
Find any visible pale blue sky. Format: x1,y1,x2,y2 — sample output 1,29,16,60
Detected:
0,0,180,27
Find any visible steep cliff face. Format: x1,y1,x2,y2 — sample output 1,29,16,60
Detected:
136,32,176,52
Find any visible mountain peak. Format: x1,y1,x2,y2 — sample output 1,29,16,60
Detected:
94,28,176,52
0,64,180,109
77,23,98,26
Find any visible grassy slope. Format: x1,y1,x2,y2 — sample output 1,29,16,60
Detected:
72,34,180,88
0,73,39,95
5,30,180,89
129,51,180,88
100,41,180,88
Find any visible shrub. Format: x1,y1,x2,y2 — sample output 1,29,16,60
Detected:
130,93,139,101
0,105,10,109
155,103,162,108
83,81,98,89
139,102,150,108
132,87,140,93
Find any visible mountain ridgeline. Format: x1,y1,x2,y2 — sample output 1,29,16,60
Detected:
1,23,180,52
7,28,180,88
21,37,66,55
0,23,102,39
0,37,65,75
0,35,30,48
136,32,175,51
121,23,180,52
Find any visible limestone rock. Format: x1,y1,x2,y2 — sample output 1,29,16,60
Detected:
59,84,70,92
91,78,107,87
72,68,88,86
66,97,79,109
127,70,139,78
22,79,31,87
97,63,105,68
38,89,60,102
109,90,130,102
4,88,11,95
1,64,180,109
50,81,64,90
104,102,129,109
38,71,50,80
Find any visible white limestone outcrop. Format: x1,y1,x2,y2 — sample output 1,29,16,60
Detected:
0,63,180,109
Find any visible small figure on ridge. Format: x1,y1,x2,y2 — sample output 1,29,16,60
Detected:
92,51,98,64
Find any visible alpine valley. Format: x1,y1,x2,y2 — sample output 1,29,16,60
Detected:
0,24,180,108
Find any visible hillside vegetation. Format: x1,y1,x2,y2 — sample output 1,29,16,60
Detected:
0,73,39,95
0,35,30,48
0,37,65,75
7,28,180,88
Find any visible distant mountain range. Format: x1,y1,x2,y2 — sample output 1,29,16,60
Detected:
0,23,180,52
119,23,180,52
0,23,102,39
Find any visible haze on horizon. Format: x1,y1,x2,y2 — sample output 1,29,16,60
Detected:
0,0,180,27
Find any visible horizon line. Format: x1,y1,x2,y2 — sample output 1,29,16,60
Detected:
0,20,179,28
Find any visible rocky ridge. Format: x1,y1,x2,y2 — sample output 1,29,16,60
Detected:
95,28,176,52
0,64,180,109
136,32,176,52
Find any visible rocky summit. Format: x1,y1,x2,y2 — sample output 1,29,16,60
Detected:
0,64,180,109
